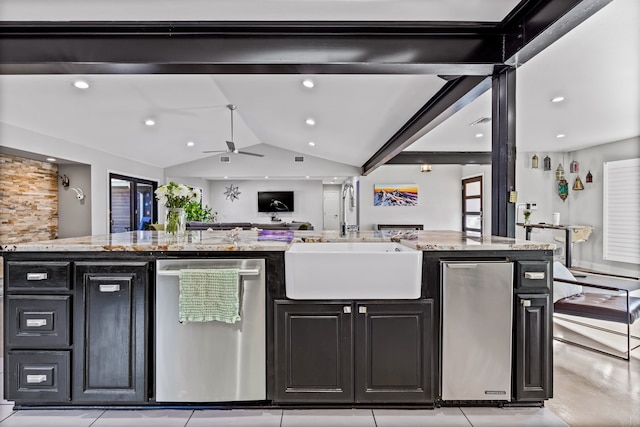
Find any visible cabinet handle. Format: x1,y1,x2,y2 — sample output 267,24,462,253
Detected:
359,306,367,314
99,284,121,292
524,272,545,280
521,300,532,307
343,306,351,314
26,273,48,281
26,319,47,327
26,374,48,384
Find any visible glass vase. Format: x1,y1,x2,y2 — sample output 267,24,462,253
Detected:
164,207,186,238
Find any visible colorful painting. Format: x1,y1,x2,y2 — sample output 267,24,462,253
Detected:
374,184,418,206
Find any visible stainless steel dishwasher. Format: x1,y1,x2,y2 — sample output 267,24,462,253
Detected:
155,258,266,402
441,261,513,401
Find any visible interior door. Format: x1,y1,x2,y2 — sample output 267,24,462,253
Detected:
323,190,340,230
462,176,483,235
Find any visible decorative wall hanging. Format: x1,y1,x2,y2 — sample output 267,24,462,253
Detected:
531,154,539,169
374,184,418,206
543,156,551,171
555,163,565,181
224,184,241,202
558,178,569,201
586,170,593,183
572,176,584,191
570,160,579,173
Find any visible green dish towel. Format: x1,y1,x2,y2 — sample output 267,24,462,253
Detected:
178,268,240,324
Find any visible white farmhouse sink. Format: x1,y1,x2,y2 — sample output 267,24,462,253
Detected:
285,242,422,300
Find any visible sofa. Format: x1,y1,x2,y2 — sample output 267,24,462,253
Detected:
186,221,313,231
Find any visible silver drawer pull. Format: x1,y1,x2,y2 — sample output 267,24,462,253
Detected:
521,300,532,307
359,306,367,314
26,374,48,384
524,272,546,280
26,319,47,327
99,284,121,292
27,273,48,281
343,306,351,314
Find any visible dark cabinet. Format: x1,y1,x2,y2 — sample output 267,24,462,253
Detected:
274,300,433,404
514,293,552,401
354,301,433,403
73,262,148,403
274,301,353,403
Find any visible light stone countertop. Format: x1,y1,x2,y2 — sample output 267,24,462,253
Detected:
1,230,555,252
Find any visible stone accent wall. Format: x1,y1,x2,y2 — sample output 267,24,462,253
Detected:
0,154,59,246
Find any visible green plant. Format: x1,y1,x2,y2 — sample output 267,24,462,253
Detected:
184,200,217,222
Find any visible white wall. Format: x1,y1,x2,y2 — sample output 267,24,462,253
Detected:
358,164,463,231
1,123,165,235
516,136,640,276
207,179,324,228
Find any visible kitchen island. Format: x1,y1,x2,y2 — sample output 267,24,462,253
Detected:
2,230,554,408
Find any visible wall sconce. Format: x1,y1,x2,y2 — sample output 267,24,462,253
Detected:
59,174,69,188
531,154,539,169
71,187,85,201
543,156,551,171
420,164,432,173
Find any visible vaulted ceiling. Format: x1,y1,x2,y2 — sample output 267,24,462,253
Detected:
0,0,637,174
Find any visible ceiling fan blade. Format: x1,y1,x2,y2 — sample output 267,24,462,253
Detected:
202,150,227,153
237,151,265,157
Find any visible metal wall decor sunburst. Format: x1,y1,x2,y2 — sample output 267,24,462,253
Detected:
224,184,241,202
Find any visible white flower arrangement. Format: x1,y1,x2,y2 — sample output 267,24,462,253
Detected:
155,182,198,208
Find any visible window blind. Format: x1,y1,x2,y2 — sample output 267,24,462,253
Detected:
603,158,640,264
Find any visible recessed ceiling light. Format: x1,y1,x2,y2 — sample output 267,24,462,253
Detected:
46,157,56,162
556,134,566,138
551,96,565,103
186,141,195,147
224,176,228,179
305,118,316,126
306,176,310,179
144,119,156,126
302,79,315,88
265,176,269,179
475,133,483,138
72,80,90,89
308,141,315,146
333,177,338,180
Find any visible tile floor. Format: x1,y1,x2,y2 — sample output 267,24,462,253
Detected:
1,297,639,426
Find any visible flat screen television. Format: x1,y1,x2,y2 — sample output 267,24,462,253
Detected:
258,191,294,212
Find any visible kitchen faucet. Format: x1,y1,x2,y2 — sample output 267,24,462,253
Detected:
341,183,354,237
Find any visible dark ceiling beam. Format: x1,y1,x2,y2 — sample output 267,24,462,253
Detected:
502,0,613,65
361,0,611,174
361,75,491,175
0,21,504,75
386,152,492,165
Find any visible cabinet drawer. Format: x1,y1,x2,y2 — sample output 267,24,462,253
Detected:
7,351,71,402
6,296,71,348
7,262,71,292
515,261,550,291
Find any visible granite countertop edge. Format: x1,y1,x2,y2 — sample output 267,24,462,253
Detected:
1,230,555,253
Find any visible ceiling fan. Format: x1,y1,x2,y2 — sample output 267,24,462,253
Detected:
203,104,264,157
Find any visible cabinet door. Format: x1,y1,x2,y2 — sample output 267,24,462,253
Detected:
514,293,552,401
73,262,148,403
354,301,433,403
274,301,353,403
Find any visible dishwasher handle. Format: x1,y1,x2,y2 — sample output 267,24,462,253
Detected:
446,263,478,269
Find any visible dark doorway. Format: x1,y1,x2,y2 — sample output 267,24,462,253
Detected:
109,174,157,233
